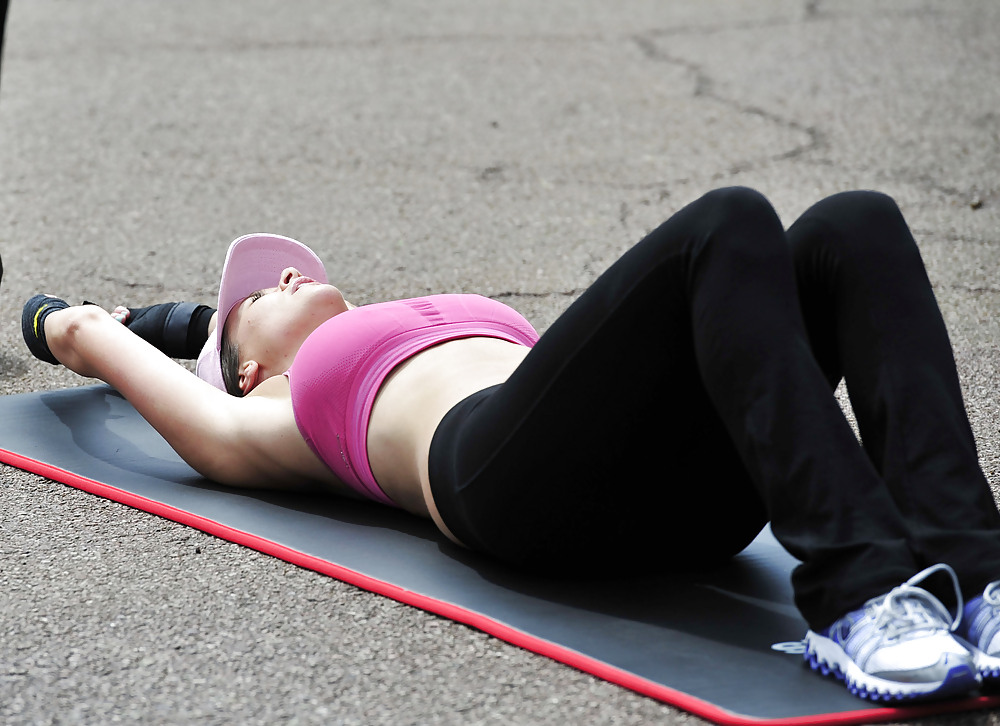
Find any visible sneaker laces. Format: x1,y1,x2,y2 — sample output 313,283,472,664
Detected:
871,564,962,640
983,581,1000,607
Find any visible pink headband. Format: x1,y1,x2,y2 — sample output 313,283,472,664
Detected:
195,234,328,391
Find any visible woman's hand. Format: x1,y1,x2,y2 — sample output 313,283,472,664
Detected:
101,301,215,359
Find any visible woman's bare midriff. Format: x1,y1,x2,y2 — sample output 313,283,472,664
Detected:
366,336,531,543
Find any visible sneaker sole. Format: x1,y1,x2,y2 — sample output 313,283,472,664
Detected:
804,631,980,702
946,634,1000,684
972,647,1000,684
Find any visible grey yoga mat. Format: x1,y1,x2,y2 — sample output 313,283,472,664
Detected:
1,384,998,724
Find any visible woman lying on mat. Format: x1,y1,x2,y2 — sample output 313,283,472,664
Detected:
21,187,1000,703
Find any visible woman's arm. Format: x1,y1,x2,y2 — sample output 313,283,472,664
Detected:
44,304,315,489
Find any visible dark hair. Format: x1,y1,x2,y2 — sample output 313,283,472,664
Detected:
219,327,245,398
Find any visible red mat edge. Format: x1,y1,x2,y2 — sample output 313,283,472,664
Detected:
3,446,999,726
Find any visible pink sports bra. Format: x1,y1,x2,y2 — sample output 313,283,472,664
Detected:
285,294,539,505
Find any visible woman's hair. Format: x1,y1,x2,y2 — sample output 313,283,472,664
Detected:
219,328,245,398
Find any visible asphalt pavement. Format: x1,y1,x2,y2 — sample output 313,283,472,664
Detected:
1,1,999,723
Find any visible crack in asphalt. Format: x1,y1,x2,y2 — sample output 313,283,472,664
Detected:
630,32,826,184
492,289,586,300
631,10,984,205
914,230,1000,246
98,275,166,291
939,284,1000,294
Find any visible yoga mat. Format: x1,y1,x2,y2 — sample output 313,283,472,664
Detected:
1,384,998,725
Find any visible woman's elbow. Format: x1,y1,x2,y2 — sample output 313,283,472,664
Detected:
185,446,253,488
187,444,277,490
46,305,110,375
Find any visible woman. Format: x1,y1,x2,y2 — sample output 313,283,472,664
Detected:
22,187,1000,703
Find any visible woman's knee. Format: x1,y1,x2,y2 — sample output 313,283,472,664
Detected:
621,187,784,278
809,190,903,227
685,187,787,262
790,190,916,261
696,186,780,228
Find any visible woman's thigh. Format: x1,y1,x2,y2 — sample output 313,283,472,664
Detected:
430,192,772,573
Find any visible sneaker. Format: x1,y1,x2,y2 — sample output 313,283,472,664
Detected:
958,581,1000,682
804,564,979,702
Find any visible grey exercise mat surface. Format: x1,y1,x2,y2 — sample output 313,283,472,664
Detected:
1,384,997,724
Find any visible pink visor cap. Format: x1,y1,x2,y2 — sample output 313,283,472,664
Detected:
196,233,328,392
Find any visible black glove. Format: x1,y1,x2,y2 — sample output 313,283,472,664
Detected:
114,302,216,359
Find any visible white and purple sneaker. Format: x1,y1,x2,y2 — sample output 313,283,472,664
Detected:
804,564,979,702
958,581,1000,683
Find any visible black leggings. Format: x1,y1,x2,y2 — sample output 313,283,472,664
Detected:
428,187,1000,629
